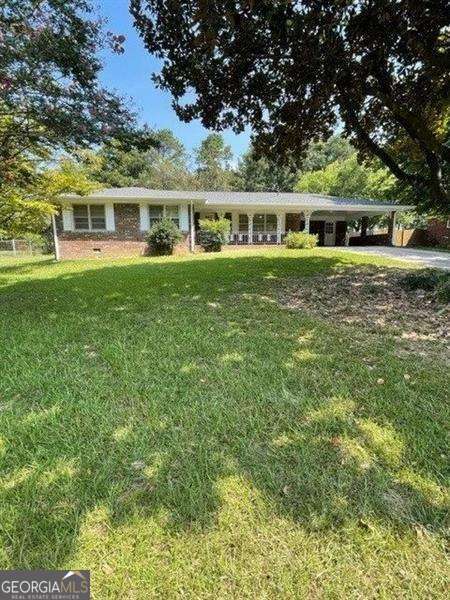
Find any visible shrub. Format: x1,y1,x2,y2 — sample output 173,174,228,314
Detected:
436,279,450,303
284,231,318,249
21,232,49,253
146,218,183,255
197,217,230,252
399,269,442,291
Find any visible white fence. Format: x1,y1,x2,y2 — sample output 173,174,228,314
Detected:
0,239,43,256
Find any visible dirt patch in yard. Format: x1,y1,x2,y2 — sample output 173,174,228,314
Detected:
279,265,449,359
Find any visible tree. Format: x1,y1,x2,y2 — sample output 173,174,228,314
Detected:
0,0,135,186
300,136,354,173
233,147,296,192
131,0,449,213
78,128,195,189
195,133,233,190
295,154,396,201
0,160,99,237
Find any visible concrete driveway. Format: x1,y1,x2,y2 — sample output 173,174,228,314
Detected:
338,246,450,270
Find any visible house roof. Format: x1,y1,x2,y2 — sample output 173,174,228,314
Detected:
63,187,414,212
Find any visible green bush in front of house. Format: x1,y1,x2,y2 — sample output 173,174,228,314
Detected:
197,217,231,252
146,218,183,255
284,231,318,249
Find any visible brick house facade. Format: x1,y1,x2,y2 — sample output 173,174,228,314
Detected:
56,202,188,259
56,187,414,259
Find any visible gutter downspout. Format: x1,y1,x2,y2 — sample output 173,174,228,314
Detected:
189,201,195,252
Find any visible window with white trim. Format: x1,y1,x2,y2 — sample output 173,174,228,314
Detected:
253,213,277,232
73,204,106,230
239,214,248,232
325,222,334,234
148,204,179,229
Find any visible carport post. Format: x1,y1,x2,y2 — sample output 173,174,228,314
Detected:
303,211,311,233
388,211,397,247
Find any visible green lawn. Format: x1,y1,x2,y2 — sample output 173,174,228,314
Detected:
0,248,448,598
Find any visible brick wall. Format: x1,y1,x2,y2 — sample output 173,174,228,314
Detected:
426,218,450,248
57,203,189,259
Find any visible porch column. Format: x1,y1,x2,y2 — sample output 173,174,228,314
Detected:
303,210,312,234
361,216,369,241
247,213,254,244
276,213,283,244
388,210,397,247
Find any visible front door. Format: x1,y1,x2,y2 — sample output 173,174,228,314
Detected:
324,222,336,246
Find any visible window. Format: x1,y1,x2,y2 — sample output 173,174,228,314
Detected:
239,214,248,232
325,222,334,234
253,213,277,232
73,204,106,230
149,205,164,228
148,205,179,228
165,205,179,228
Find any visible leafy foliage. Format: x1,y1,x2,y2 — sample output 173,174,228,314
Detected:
233,147,296,192
197,217,230,252
0,192,55,237
300,136,354,173
284,232,318,249
146,218,183,255
296,155,396,201
0,159,100,237
0,0,134,186
195,134,234,190
78,128,195,189
131,0,449,212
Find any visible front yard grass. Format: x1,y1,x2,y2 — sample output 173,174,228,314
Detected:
0,248,448,598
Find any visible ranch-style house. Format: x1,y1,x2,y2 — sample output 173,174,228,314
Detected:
57,187,414,259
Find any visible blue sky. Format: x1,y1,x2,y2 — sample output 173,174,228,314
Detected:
97,0,251,162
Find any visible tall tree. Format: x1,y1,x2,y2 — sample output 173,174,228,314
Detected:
300,136,354,173
78,128,194,189
296,154,396,201
195,133,233,190
233,147,296,192
0,0,135,186
131,0,449,213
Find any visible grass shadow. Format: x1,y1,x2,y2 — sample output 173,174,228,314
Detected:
0,251,447,569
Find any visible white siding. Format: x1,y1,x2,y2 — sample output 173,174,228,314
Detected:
105,202,115,231
62,207,74,231
179,203,189,232
139,203,150,231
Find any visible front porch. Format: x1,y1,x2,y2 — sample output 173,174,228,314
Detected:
194,208,398,247
195,209,349,247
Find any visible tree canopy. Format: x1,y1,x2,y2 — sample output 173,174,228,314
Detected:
0,0,136,186
296,154,396,202
78,128,195,190
195,133,234,190
233,147,296,192
131,0,449,213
